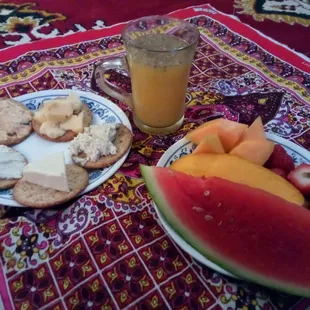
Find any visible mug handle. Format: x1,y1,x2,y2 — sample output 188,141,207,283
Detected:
93,57,133,109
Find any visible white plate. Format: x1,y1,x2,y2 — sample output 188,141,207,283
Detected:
156,133,310,278
0,89,132,207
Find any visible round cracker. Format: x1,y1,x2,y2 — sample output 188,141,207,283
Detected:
0,179,19,190
13,165,89,208
0,99,33,146
32,103,92,143
73,124,132,169
0,147,28,190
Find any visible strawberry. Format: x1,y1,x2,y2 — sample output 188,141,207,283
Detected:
265,145,295,174
270,168,287,179
287,164,310,197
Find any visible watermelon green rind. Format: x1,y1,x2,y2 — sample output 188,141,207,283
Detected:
140,164,310,297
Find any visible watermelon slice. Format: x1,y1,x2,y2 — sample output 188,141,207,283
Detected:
140,165,310,297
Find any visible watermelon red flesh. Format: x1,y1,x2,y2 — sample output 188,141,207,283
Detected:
140,165,310,297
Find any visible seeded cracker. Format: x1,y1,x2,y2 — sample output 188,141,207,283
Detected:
0,179,21,190
13,165,89,208
0,99,33,146
72,124,132,169
32,103,92,142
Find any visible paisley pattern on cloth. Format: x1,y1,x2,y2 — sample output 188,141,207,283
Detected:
0,0,309,56
235,0,310,25
0,5,309,310
0,2,107,48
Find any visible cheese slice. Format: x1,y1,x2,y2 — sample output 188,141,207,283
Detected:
66,93,82,112
60,111,84,133
43,100,73,122
40,121,66,138
23,152,70,192
33,108,47,123
36,95,83,138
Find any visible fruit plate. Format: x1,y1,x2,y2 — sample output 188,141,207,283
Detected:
155,133,310,278
0,89,132,207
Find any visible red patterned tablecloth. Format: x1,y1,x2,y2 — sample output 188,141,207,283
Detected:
0,4,310,310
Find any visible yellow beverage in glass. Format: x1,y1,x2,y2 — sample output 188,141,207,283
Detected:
127,33,192,129
130,61,190,128
93,16,199,135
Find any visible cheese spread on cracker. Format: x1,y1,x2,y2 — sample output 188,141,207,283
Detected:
0,146,27,179
34,93,84,138
69,124,119,164
0,100,32,142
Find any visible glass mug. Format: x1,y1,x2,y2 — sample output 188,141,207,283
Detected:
94,15,200,135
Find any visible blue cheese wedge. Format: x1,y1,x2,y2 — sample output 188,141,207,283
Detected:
23,152,70,192
0,146,27,179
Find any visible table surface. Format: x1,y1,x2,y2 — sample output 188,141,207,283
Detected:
0,4,310,310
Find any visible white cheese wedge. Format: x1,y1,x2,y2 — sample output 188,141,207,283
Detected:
23,152,70,192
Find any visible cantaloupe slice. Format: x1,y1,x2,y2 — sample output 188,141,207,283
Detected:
240,116,266,142
193,134,225,154
230,140,274,165
186,118,248,152
170,153,304,205
219,122,248,152
186,119,223,143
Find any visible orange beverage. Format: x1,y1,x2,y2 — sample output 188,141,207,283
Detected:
127,34,192,129
130,61,190,127
93,16,199,134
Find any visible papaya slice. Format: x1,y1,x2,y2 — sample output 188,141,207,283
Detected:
170,153,304,205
